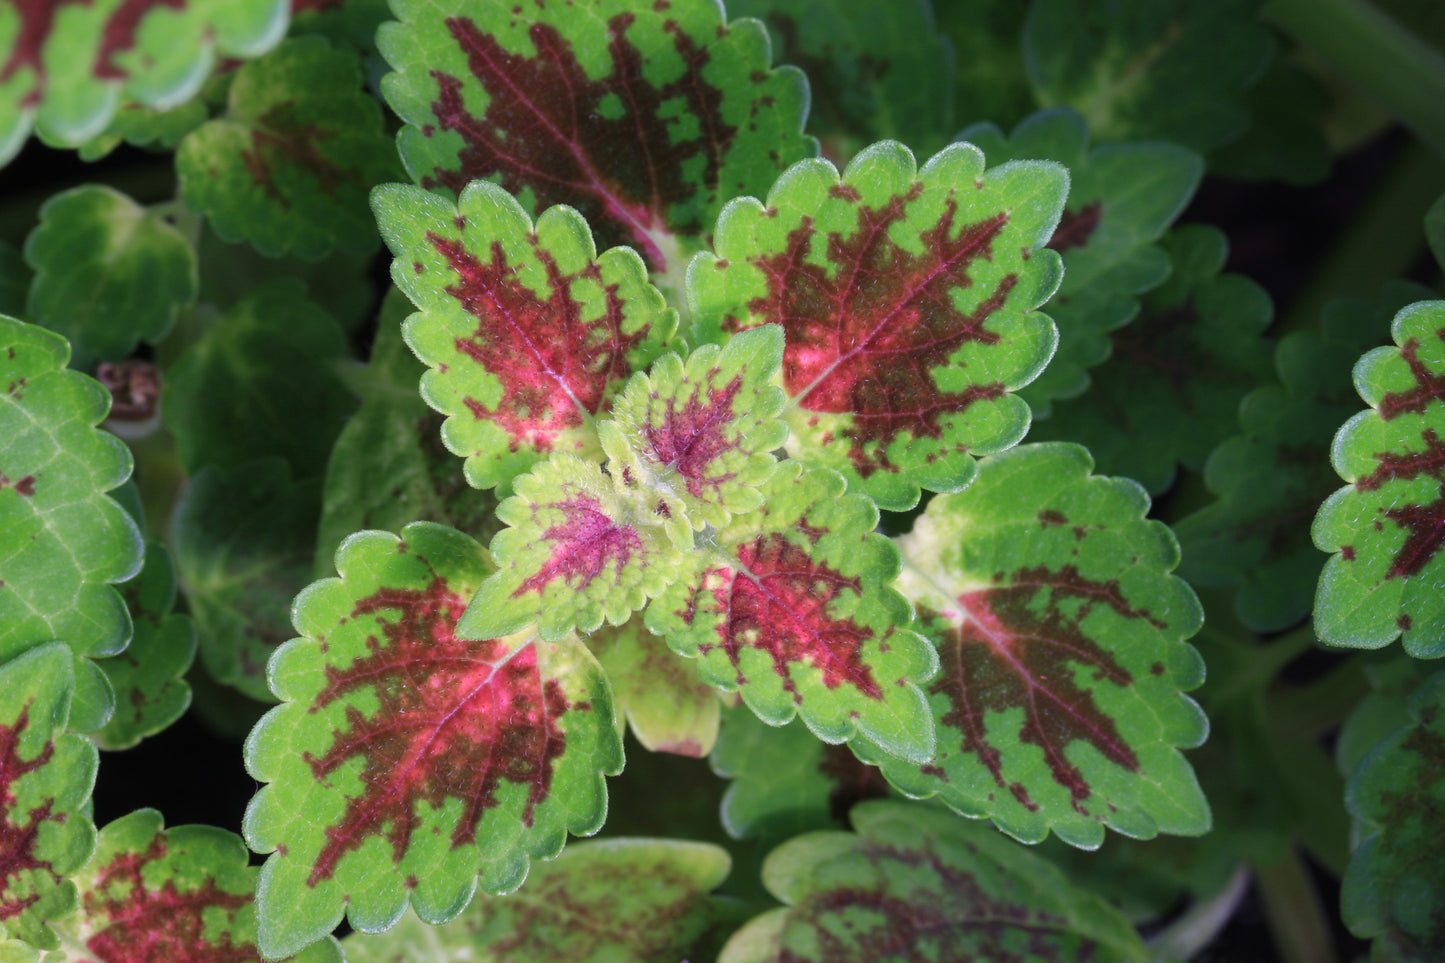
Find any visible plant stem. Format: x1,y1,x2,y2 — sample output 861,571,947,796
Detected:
1253,847,1340,963
1147,865,1251,962
1277,139,1445,336
1264,0,1445,159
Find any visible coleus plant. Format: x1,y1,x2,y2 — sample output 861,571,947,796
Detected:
1,0,1444,961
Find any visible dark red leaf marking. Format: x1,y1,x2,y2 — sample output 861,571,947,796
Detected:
0,706,58,923
1037,509,1066,527
642,373,744,498
426,10,737,266
304,578,568,884
0,0,90,105
93,0,186,81
83,833,256,961
1356,428,1445,579
428,232,645,453
1046,200,1103,254
1378,334,1445,420
242,104,355,208
690,534,882,699
737,191,1015,476
780,843,1076,962
0,474,36,497
928,566,1156,813
515,495,643,597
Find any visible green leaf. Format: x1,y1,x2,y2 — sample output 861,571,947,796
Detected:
863,443,1208,849
171,459,319,702
600,324,787,537
75,93,210,162
0,0,288,160
588,614,722,757
959,108,1203,416
50,809,341,963
461,454,683,642
725,0,954,159
1178,283,1430,632
935,0,1036,134
710,704,891,847
23,185,197,370
316,292,502,574
289,0,391,57
719,800,1148,963
177,35,400,260
378,0,815,275
93,540,196,751
0,314,142,731
164,281,357,480
374,180,677,493
647,461,939,764
0,644,97,952
344,838,742,963
690,140,1064,510
1342,670,1445,961
1209,53,1333,186
1035,224,1275,494
244,523,622,959
1314,299,1445,656
1023,0,1274,152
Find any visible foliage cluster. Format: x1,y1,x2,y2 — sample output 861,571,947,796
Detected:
2,0,1445,960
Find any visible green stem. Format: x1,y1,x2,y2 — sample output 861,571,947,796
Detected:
1277,140,1445,337
1148,865,1251,962
1264,0,1445,159
1253,848,1340,963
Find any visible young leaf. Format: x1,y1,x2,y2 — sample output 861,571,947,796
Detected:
176,35,400,260
171,459,319,702
344,838,743,963
726,0,955,159
1341,670,1445,961
373,180,677,493
710,704,890,847
646,461,939,763
0,314,142,731
690,140,1064,510
22,185,197,370
1178,283,1430,632
164,280,357,480
1035,225,1274,494
1023,0,1273,152
377,0,815,274
50,809,341,963
244,523,622,959
600,323,787,534
588,614,722,757
0,0,288,160
461,454,683,642
719,800,1148,963
1314,299,1445,656
862,443,1208,849
958,108,1203,415
94,540,196,751
0,644,98,952
316,294,502,573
